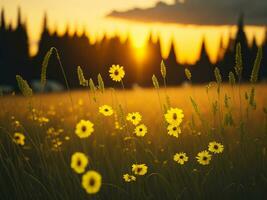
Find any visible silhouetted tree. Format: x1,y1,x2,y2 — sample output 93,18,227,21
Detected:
261,28,267,80
0,7,29,86
165,39,185,85
191,38,213,83
0,8,266,91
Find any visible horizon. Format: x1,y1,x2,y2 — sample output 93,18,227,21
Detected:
1,1,266,64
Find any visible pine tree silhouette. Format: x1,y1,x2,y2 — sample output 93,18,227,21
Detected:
191,38,213,83
165,38,185,85
0,8,266,91
261,27,267,80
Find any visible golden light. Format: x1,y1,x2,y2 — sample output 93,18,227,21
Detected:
130,32,148,64
2,1,265,64
132,43,147,64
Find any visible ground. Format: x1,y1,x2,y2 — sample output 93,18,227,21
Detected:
0,84,267,199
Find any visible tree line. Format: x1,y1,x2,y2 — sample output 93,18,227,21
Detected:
0,8,267,91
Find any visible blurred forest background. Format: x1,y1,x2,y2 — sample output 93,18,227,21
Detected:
0,8,267,92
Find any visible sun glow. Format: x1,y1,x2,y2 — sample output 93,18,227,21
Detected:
131,39,148,64
2,1,265,64
133,45,147,63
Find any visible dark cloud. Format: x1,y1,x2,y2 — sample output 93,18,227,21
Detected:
106,0,267,26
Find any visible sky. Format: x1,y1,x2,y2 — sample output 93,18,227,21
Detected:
1,0,266,64
108,0,267,25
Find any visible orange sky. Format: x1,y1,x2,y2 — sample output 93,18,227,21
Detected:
1,0,266,64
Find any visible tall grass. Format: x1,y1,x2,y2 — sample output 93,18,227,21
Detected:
0,45,267,200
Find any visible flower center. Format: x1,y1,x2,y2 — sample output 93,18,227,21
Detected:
81,126,87,132
180,155,184,159
173,127,177,131
89,178,95,186
114,70,119,76
214,145,218,149
203,156,207,161
132,116,136,119
104,108,109,112
173,113,177,120
15,136,20,140
77,159,81,166
137,167,142,173
139,128,143,132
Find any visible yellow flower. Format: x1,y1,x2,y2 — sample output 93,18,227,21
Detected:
134,124,147,137
71,152,88,174
82,170,102,194
196,150,212,165
109,65,125,82
164,108,184,125
208,141,224,154
38,117,49,124
126,112,142,125
65,136,70,140
99,105,114,116
13,132,25,146
173,152,189,165
167,124,181,138
52,138,62,148
14,120,21,127
75,120,94,138
123,174,136,182
132,164,148,175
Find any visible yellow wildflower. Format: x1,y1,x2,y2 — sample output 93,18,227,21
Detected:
75,120,94,138
99,105,114,116
82,170,102,194
208,141,224,154
134,124,147,137
167,124,181,138
13,132,25,146
196,150,212,165
123,174,136,182
164,108,184,125
173,152,189,165
109,65,125,82
71,152,88,174
132,164,148,176
126,112,142,125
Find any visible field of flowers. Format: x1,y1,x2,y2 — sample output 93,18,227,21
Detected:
0,46,267,199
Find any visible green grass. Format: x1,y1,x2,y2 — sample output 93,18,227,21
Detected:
0,82,267,199
0,45,267,199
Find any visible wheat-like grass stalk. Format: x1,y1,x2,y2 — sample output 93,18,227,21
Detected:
77,66,88,87
97,74,105,93
185,68,192,81
40,49,53,90
160,60,166,79
212,100,218,117
235,43,243,81
16,75,33,97
89,78,96,93
214,67,222,85
249,87,256,109
39,47,74,110
224,94,229,109
159,61,170,109
228,71,236,87
152,75,159,89
250,47,262,83
89,78,97,102
190,96,200,117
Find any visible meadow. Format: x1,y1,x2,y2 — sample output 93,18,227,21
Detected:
0,47,267,200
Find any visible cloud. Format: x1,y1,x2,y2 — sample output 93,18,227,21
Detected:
106,0,267,26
